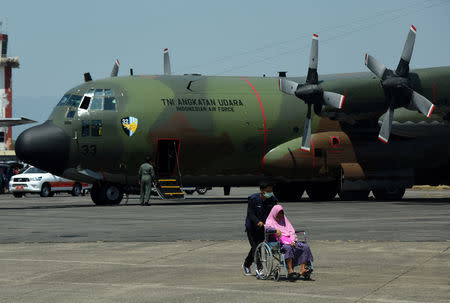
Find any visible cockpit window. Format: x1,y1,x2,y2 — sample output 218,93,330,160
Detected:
79,88,117,111
59,88,117,111
90,97,103,110
81,120,90,136
104,97,117,110
57,94,70,106
79,96,91,110
91,120,103,136
67,95,83,107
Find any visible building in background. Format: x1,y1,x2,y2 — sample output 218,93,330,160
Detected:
0,23,19,150
0,22,34,151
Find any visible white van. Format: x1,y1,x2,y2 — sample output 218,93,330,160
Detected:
9,166,91,198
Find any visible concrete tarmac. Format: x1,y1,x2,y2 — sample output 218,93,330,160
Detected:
0,188,448,302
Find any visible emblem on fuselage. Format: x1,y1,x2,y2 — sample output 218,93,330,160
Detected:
121,116,138,137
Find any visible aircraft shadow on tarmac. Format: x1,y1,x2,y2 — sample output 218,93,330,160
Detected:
0,197,448,210
0,204,96,210
393,198,450,205
123,196,450,206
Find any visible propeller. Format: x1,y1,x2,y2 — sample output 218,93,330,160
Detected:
365,25,435,143
84,58,120,81
110,58,120,77
86,49,172,80
164,48,171,75
279,34,345,152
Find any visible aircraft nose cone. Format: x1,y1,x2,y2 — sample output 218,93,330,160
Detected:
15,122,70,175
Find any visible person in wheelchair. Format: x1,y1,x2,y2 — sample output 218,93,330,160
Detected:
265,205,314,279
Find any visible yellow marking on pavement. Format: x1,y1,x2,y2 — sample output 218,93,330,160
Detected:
158,179,177,182
161,186,180,188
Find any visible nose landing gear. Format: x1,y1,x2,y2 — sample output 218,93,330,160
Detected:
90,183,124,205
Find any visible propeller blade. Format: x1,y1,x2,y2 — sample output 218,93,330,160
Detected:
365,54,387,80
301,105,312,152
401,25,417,63
378,107,394,143
164,48,171,75
110,58,120,77
411,90,435,118
396,25,416,77
323,91,346,109
279,78,298,95
306,34,319,84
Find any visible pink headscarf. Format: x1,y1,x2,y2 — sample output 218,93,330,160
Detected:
265,205,298,243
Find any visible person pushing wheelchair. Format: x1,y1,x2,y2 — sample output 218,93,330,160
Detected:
242,182,278,276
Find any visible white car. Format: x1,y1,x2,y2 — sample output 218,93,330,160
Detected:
9,166,91,198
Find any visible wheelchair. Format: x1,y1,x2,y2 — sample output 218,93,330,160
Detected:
254,227,313,281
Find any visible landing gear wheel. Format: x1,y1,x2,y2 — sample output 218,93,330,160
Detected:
91,183,124,205
102,184,123,204
373,187,405,201
339,190,370,201
306,182,337,201
274,183,304,202
40,183,51,197
196,187,208,195
90,183,102,205
13,192,23,198
184,190,195,195
254,242,273,280
71,183,82,196
223,186,231,196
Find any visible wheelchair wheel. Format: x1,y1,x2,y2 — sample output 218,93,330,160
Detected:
273,268,280,281
303,264,313,280
304,273,311,280
254,242,273,280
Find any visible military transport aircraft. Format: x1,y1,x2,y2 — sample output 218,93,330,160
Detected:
15,26,450,204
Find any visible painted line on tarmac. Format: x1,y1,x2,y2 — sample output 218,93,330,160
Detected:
303,215,450,223
0,258,175,267
34,281,428,303
0,257,239,268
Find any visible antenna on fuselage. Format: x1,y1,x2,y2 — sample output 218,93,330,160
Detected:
84,72,92,82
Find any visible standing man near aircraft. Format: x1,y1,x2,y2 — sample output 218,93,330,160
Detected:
139,156,156,206
242,182,278,275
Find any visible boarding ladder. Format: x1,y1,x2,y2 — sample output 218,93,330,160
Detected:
155,178,185,199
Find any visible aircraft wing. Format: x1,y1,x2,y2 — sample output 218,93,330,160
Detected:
0,117,36,127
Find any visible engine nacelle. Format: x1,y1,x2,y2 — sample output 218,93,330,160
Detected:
263,131,357,181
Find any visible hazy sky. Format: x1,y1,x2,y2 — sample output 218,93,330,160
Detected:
2,0,450,137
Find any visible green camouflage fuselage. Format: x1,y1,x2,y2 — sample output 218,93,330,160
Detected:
45,66,450,187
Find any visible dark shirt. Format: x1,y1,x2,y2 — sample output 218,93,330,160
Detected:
245,192,278,232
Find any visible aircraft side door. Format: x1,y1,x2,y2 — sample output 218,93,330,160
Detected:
156,138,181,178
